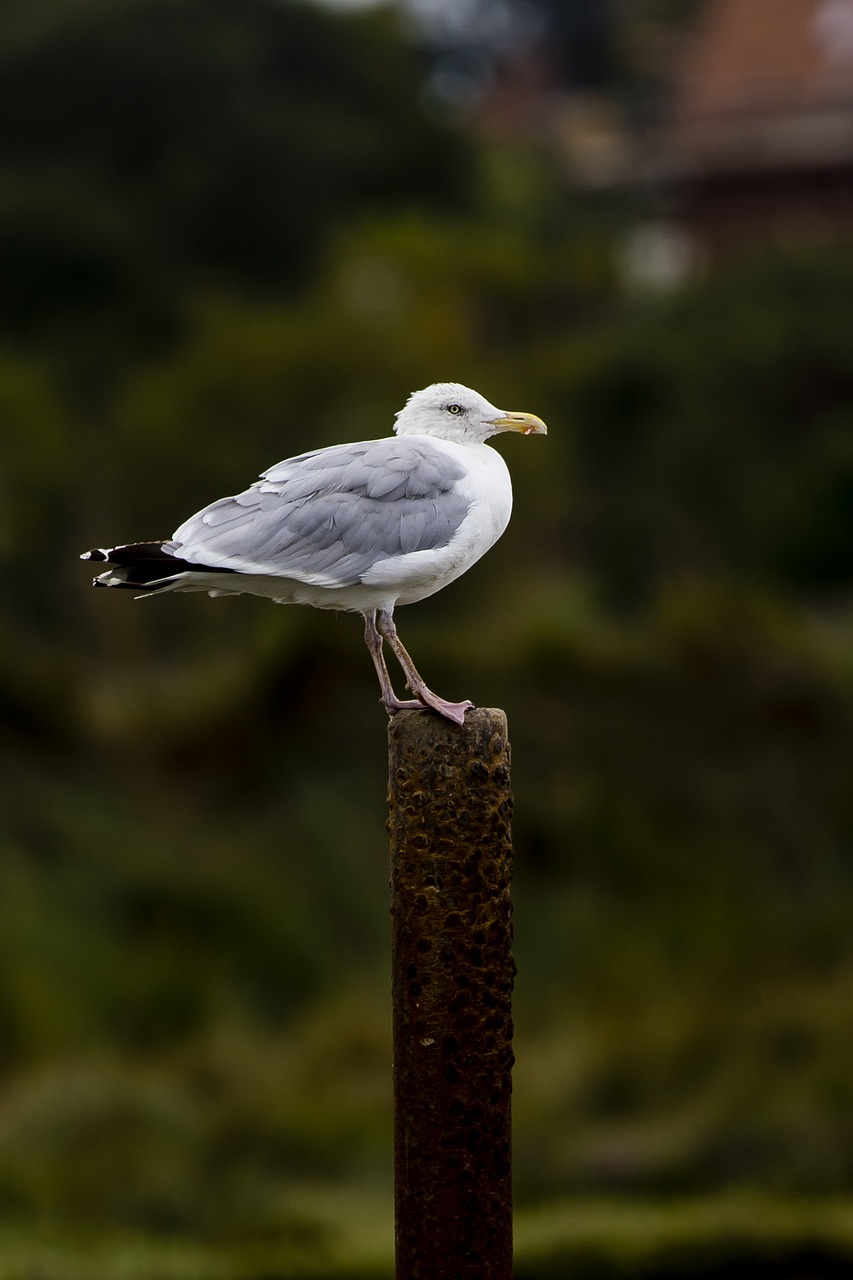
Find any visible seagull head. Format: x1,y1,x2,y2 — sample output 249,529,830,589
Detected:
393,382,548,444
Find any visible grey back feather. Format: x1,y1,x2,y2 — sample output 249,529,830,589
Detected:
169,437,471,587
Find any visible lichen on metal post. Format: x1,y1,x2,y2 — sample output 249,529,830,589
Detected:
388,707,514,1280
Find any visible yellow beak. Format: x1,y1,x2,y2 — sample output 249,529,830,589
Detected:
488,410,548,436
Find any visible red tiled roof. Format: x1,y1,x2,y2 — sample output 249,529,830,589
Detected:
669,0,853,173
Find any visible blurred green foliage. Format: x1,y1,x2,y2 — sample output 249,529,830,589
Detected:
3,1,853,1276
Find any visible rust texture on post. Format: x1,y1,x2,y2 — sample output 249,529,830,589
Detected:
388,707,514,1280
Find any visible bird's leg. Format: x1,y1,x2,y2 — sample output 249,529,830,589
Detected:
363,611,424,715
376,608,474,727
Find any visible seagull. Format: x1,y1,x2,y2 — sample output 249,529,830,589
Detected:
82,382,547,725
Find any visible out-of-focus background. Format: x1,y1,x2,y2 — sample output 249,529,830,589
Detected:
3,0,853,1275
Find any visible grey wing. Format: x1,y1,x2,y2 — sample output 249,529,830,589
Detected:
168,437,471,587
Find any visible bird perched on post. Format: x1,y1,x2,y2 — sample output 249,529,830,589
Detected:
82,382,547,725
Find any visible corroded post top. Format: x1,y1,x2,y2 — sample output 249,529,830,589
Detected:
387,707,511,821
387,706,509,756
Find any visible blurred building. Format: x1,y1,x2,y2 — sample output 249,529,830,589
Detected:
448,0,853,280
660,0,853,253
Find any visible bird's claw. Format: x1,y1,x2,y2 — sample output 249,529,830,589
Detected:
416,694,474,726
383,694,474,726
434,698,474,726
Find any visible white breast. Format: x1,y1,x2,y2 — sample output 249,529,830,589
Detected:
361,436,513,607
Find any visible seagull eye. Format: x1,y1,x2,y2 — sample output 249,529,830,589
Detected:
446,403,464,415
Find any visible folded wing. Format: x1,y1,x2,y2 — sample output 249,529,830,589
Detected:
169,436,471,588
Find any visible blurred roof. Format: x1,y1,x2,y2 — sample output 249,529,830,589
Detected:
668,0,853,176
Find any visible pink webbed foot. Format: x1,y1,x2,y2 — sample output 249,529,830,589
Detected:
409,691,475,727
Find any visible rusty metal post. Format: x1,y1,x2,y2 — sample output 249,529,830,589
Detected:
388,707,514,1280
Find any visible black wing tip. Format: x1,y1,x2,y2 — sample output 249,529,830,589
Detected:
80,542,172,566
82,540,236,587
